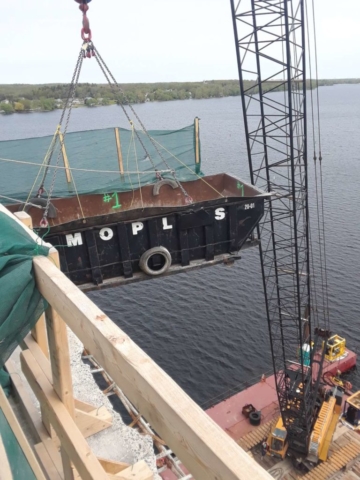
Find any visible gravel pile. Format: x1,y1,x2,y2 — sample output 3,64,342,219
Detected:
67,328,160,479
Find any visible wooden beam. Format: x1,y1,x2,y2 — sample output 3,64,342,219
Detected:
33,255,273,480
97,458,130,475
58,131,72,184
0,434,13,480
0,386,46,480
114,128,124,175
46,249,75,418
21,350,109,480
34,442,63,480
194,116,200,167
13,210,32,228
5,359,64,479
22,334,52,381
109,460,153,479
13,211,49,359
5,358,45,443
22,334,113,438
32,314,49,360
61,447,76,480
74,407,112,439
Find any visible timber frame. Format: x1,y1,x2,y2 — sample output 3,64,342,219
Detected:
0,205,273,480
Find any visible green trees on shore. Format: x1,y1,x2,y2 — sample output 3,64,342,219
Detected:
0,79,359,114
0,102,14,114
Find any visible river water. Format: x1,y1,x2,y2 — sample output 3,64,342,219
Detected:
1,84,360,407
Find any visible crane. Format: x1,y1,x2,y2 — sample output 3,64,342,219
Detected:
230,0,340,461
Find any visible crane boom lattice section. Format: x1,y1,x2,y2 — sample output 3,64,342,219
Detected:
231,0,322,453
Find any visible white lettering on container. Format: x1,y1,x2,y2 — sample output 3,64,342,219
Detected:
132,222,144,235
66,233,83,247
215,208,225,220
99,227,114,241
162,217,173,230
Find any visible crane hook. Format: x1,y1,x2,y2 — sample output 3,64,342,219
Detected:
74,0,94,58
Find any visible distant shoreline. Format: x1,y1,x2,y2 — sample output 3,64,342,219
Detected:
1,79,359,115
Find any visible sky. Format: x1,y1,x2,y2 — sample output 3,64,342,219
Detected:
0,0,359,84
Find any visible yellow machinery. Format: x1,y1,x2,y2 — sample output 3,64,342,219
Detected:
325,335,346,362
267,417,288,459
267,388,343,462
308,394,342,461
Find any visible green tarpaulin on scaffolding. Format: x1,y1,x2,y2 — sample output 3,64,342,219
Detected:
0,211,49,386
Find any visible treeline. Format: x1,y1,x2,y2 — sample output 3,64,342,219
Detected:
0,78,359,114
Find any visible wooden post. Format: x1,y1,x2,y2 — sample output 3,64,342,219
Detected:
58,131,72,184
13,211,49,360
114,128,124,175
21,350,109,480
0,387,46,480
194,117,200,173
46,248,75,418
46,248,75,478
0,434,13,480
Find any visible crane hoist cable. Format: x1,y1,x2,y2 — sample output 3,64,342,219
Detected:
92,46,193,205
37,0,193,226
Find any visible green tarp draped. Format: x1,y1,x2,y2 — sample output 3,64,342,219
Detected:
0,212,49,370
0,408,36,479
0,124,202,203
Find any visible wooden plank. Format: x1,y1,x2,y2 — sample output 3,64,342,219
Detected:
21,350,109,480
32,314,49,360
0,387,46,480
22,334,112,439
13,211,49,359
114,128,124,175
74,399,98,414
110,460,153,479
46,249,75,419
5,358,44,443
34,442,62,480
194,117,200,166
5,358,64,476
22,334,52,381
33,254,273,480
58,131,72,184
97,457,130,475
61,447,75,480
74,407,112,439
14,210,33,228
41,437,67,479
0,433,13,480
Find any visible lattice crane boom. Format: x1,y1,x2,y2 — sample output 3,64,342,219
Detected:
230,0,326,454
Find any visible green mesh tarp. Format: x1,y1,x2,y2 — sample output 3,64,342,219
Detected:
0,124,202,203
0,212,49,370
0,408,36,479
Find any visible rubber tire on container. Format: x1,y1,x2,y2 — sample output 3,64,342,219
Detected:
139,246,172,276
152,179,179,196
249,411,261,426
23,198,57,218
